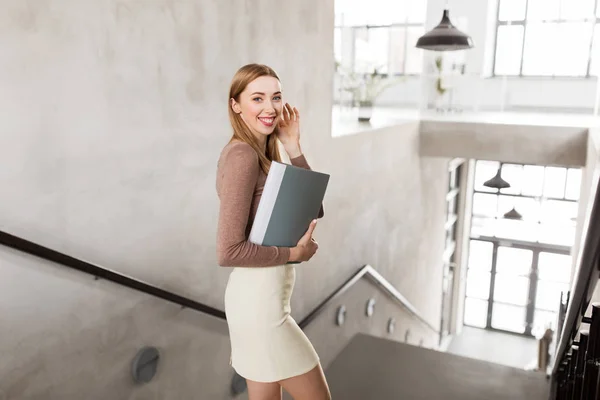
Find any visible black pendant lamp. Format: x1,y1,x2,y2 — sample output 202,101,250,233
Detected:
416,6,474,51
484,165,510,190
503,207,523,220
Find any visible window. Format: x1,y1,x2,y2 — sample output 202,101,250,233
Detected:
464,240,571,335
493,0,600,77
471,161,581,246
334,0,426,75
441,159,465,337
464,160,577,336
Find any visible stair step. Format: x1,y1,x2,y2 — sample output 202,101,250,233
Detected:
325,333,550,400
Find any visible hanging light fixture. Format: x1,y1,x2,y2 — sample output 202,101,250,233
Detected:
503,207,523,220
484,164,511,190
415,2,474,51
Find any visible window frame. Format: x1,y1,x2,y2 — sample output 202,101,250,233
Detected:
463,237,570,336
464,160,577,337
491,0,600,78
470,161,581,247
334,21,425,77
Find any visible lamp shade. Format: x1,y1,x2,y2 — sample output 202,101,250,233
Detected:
415,9,474,51
483,168,510,190
503,207,523,220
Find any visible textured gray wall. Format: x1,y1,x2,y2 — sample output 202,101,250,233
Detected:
419,120,588,167
0,246,233,400
0,0,449,398
305,271,440,367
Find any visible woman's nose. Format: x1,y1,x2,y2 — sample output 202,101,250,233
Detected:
264,101,276,113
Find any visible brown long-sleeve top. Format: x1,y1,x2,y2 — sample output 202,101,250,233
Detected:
216,140,324,267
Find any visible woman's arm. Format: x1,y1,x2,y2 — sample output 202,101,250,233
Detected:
216,144,291,267
289,153,325,219
277,104,324,219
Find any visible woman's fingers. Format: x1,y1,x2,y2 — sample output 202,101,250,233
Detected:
287,104,296,121
282,103,290,121
305,219,317,238
281,103,300,123
284,103,297,122
297,219,317,246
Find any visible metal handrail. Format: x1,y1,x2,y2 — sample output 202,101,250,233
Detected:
552,174,600,376
0,230,226,319
0,230,438,334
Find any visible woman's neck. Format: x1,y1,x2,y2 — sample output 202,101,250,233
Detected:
254,134,267,151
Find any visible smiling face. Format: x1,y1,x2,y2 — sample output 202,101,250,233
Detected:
230,76,283,142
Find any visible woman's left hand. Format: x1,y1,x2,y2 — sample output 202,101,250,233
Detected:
277,103,302,158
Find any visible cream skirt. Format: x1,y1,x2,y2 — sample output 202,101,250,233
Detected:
224,264,320,382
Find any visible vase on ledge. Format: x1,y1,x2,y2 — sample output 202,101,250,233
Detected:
434,92,445,111
357,100,373,122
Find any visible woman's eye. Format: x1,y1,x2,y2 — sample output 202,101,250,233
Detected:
273,96,282,101
252,97,262,102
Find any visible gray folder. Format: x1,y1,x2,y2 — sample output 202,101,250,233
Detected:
249,161,329,248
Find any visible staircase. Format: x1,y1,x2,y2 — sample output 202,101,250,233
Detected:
326,333,550,400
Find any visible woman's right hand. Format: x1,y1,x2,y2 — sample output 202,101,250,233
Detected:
289,219,319,262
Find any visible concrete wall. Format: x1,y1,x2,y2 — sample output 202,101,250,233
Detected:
0,246,233,400
316,123,449,325
0,0,449,397
419,120,588,167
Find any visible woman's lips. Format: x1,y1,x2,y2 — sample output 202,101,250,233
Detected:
258,116,275,127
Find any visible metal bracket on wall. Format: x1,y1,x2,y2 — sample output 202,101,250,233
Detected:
366,298,376,317
336,305,347,326
387,317,396,334
131,347,160,384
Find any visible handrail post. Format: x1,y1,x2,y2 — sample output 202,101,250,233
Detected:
574,331,588,400
596,369,600,400
568,346,578,400
583,304,600,399
558,362,569,400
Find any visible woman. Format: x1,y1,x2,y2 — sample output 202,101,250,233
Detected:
216,63,331,400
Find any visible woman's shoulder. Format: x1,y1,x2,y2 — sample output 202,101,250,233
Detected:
219,140,259,168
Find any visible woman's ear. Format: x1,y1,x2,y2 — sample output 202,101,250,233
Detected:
230,98,241,114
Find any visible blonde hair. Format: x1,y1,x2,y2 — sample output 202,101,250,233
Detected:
228,63,283,175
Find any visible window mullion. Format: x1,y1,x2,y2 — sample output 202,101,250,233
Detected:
493,0,502,76
344,21,424,76
587,23,596,77
387,27,394,76
403,24,409,75
589,0,600,76
351,27,357,74
519,0,529,76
